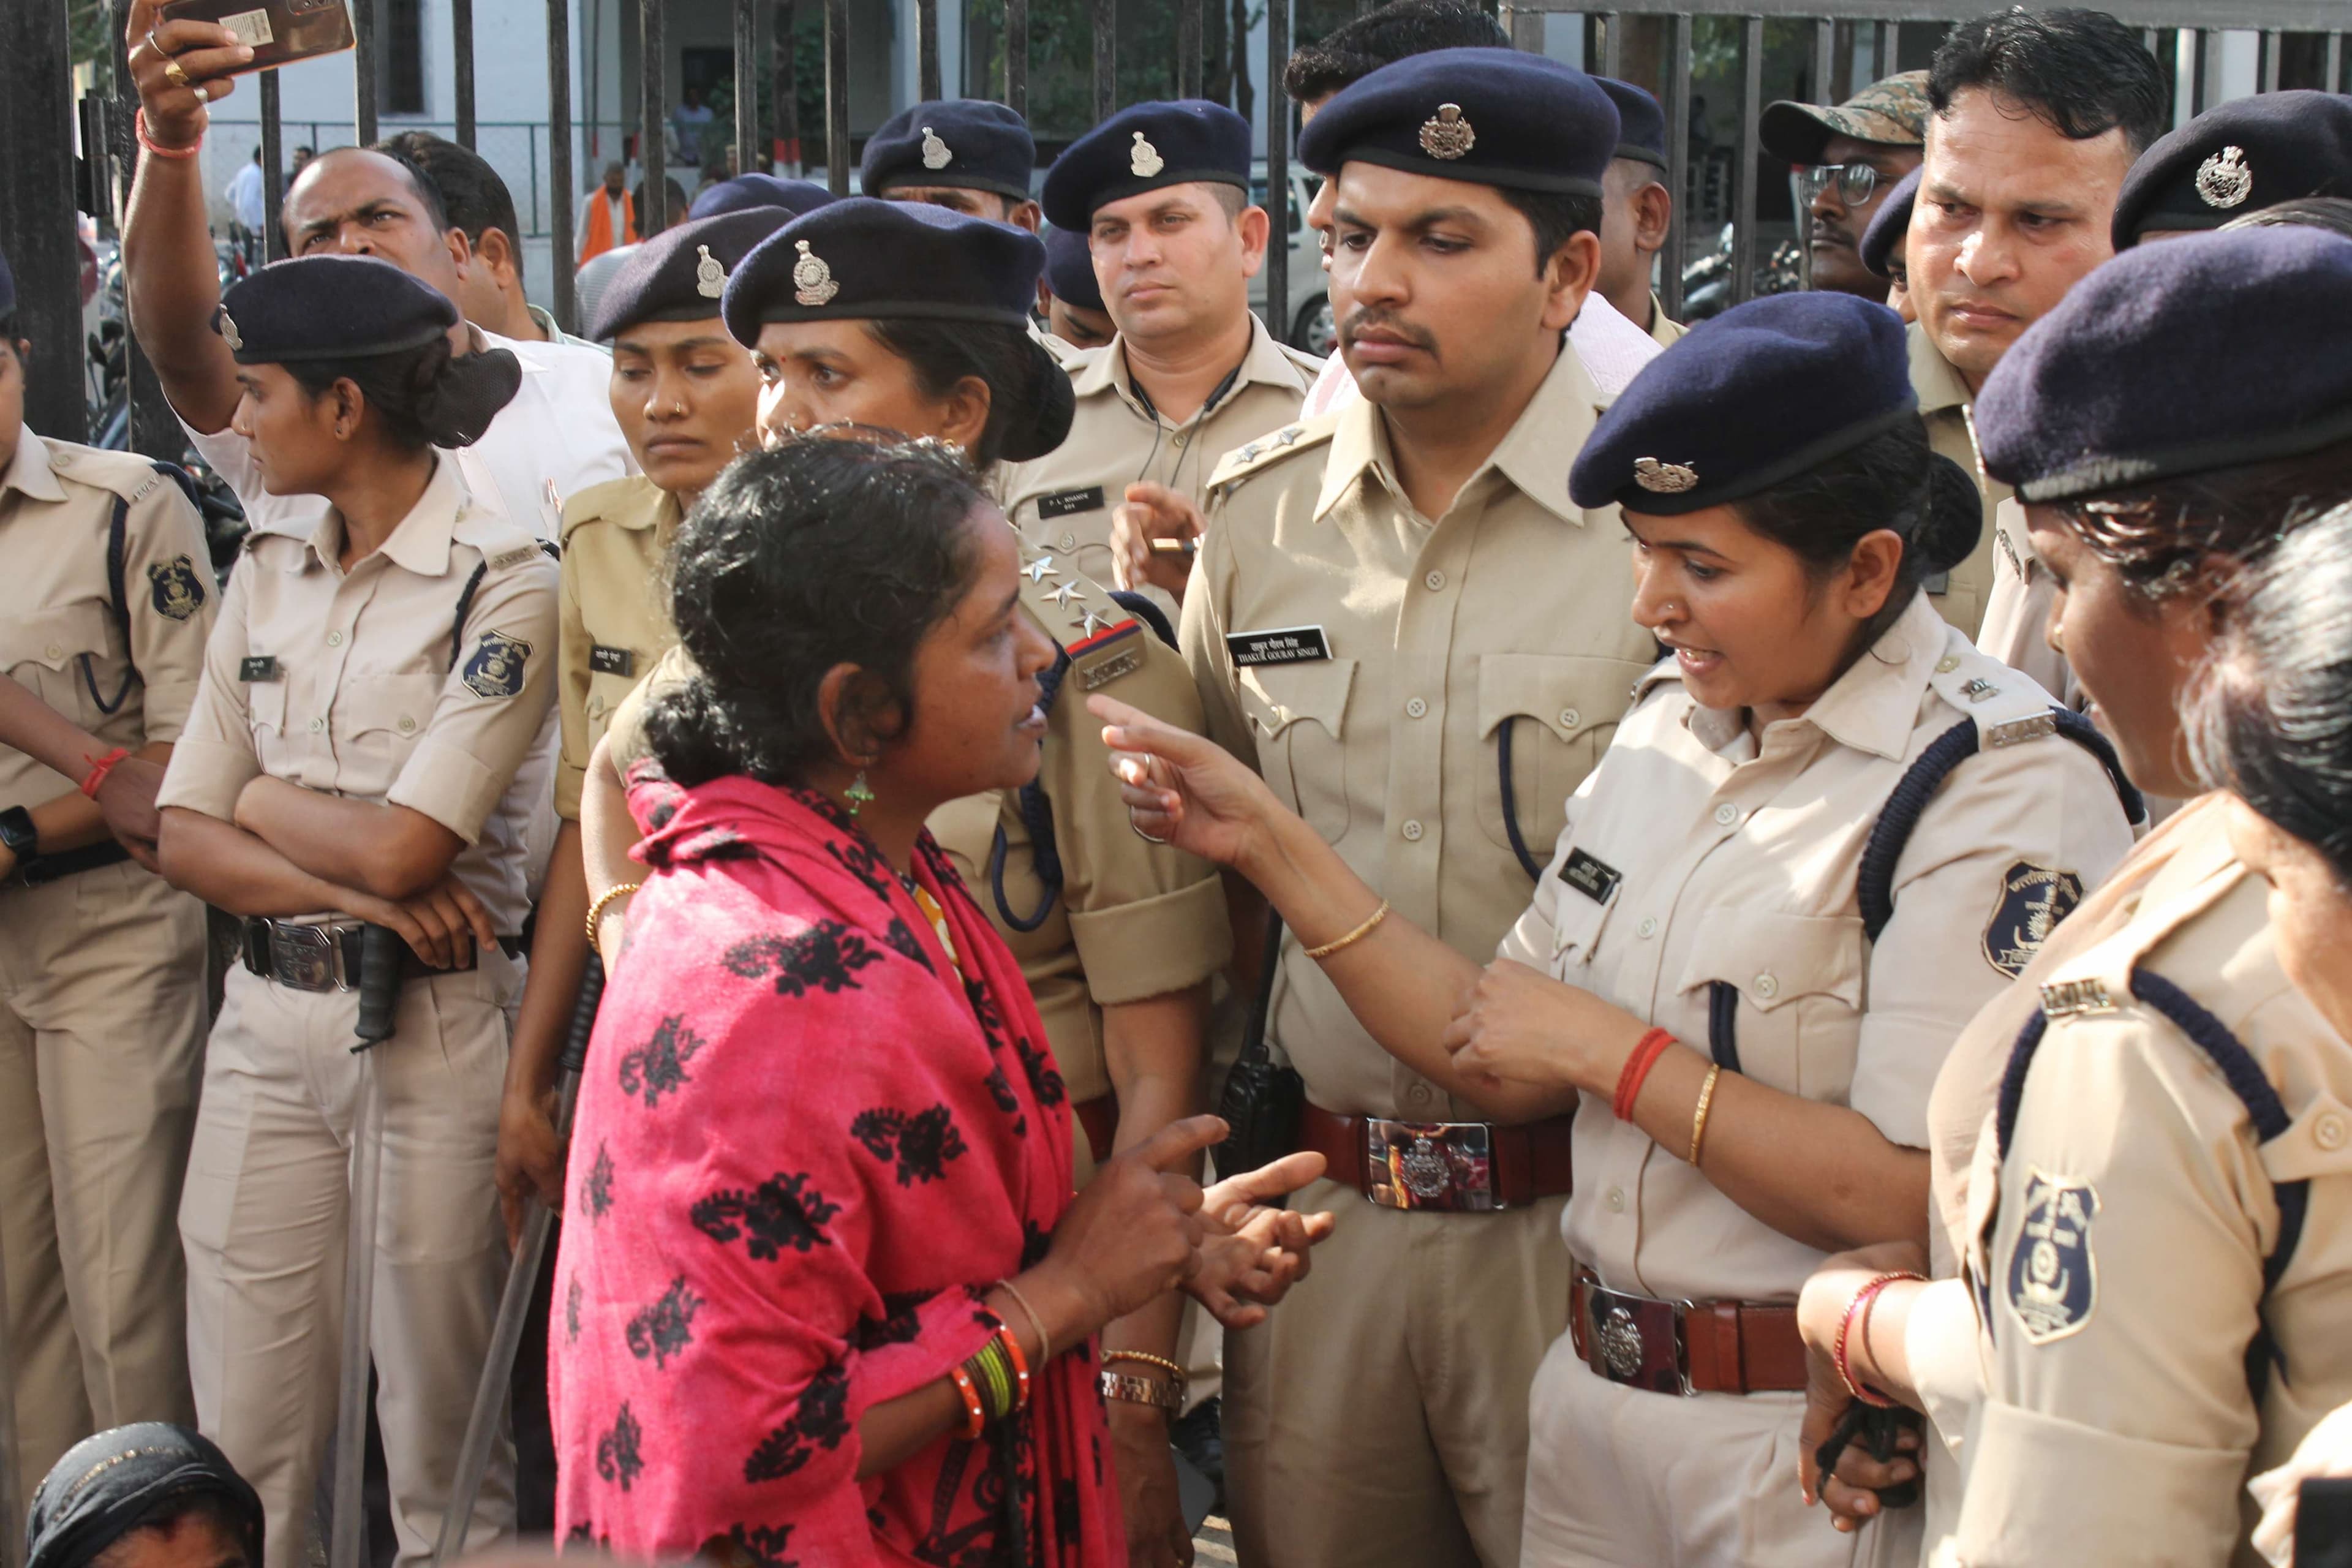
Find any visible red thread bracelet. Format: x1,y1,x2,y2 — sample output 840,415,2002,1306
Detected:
948,1363,987,1439
135,110,202,160
1613,1027,1677,1120
79,748,130,800
1834,1271,1924,1408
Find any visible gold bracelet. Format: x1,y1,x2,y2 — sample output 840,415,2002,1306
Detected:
583,881,643,944
1688,1063,1722,1165
1102,1349,1188,1394
994,1276,1053,1364
1099,1369,1184,1412
1303,898,1390,960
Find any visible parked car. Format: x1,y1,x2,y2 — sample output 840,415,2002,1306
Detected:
1249,163,1334,355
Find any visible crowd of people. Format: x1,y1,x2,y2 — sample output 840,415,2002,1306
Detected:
5,2,2352,1567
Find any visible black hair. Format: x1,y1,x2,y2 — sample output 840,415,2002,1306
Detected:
0,314,19,354
862,319,1076,467
2223,195,2352,243
306,144,450,233
87,1491,260,1568
2048,437,2352,607
1496,189,1607,276
283,337,522,451
2192,503,2352,886
644,440,992,787
375,131,521,252
1731,417,1973,654
1928,8,2169,154
1283,0,1509,103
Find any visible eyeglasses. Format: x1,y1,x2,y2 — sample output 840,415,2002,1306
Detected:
1796,162,1880,208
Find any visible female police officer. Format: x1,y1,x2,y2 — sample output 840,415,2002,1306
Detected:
153,254,557,1568
496,208,785,1232
1795,225,2352,1567
1093,290,2139,1566
581,198,1236,1566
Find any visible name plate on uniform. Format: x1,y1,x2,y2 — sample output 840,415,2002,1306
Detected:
239,656,281,682
1226,625,1331,667
589,645,636,677
1559,846,1621,904
1036,486,1105,519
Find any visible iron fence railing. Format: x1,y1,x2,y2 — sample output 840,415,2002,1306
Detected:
4,0,2346,454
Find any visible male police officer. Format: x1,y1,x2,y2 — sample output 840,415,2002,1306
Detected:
1004,102,1324,609
1593,78,1681,345
1180,48,1657,1568
0,247,217,1521
861,99,1043,230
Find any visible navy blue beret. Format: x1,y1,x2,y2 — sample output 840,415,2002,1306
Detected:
1861,166,1920,281
2113,91,2352,249
687,173,835,222
722,197,1044,342
0,244,13,320
1571,290,1914,514
1298,48,1619,197
1978,225,2352,503
1041,100,1250,230
213,255,455,363
862,99,1037,203
1043,225,1104,312
1597,78,1667,168
592,210,793,339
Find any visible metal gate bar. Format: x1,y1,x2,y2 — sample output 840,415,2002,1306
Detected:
1265,0,1291,340
641,0,669,228
454,0,477,148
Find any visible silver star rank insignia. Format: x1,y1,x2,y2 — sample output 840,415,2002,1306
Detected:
1072,605,1113,638
1023,556,1059,582
1046,581,1083,608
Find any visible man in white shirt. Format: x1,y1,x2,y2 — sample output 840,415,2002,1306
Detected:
223,146,264,267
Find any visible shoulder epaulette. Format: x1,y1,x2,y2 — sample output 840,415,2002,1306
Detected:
1207,415,1337,492
559,475,650,543
47,443,180,507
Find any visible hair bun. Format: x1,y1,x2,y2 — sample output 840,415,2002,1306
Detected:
415,345,522,448
1000,339,1076,463
1918,453,1985,575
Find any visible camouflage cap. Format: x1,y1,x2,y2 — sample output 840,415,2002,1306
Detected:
1758,70,1930,166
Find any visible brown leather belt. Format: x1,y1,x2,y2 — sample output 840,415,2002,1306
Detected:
1073,1095,1116,1167
1299,1101,1573,1211
1569,1267,1806,1396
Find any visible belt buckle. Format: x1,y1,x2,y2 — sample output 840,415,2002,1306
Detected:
266,922,338,992
1362,1118,1499,1212
1583,1279,1695,1396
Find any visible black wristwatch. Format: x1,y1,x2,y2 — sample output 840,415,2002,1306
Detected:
0,805,38,879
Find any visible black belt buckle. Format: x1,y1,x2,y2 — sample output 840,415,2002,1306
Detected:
1583,1278,1694,1396
1363,1118,1499,1211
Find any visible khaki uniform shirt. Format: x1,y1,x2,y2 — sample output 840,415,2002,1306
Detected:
1492,595,2135,1304
1975,493,2079,706
158,455,559,932
1953,819,2352,1567
1182,344,1658,1121
1647,292,1687,348
0,429,216,809
1911,323,2004,641
556,477,679,821
997,314,1323,598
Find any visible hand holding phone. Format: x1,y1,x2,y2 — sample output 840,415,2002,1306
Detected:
156,0,354,77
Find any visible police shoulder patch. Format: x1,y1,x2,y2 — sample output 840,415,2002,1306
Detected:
462,631,533,699
1983,861,2084,979
2005,1167,2099,1344
148,555,208,621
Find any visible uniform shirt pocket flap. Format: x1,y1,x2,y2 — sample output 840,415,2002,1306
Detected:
1547,873,1613,967
246,679,288,733
2267,1091,2352,1183
338,671,445,740
0,603,111,673
1675,907,1865,1012
1238,658,1354,741
1476,653,1630,744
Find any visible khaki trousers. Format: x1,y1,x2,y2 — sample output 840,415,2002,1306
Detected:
181,954,520,1568
1223,1177,1569,1568
0,863,208,1511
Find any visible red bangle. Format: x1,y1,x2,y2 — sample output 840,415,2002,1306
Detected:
995,1324,1031,1412
948,1363,987,1440
79,748,130,800
1834,1271,1924,1408
135,109,201,160
1612,1027,1678,1121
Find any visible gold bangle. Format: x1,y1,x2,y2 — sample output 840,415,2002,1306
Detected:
994,1276,1053,1364
583,881,643,944
1102,1349,1187,1393
1303,898,1390,960
1099,1370,1184,1412
1688,1063,1722,1165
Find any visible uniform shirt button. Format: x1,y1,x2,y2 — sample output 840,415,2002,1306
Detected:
2317,1112,2348,1152
1605,1186,1626,1212
1935,654,1962,674
43,643,62,660
1559,707,1581,729
1172,433,1188,448
397,716,417,734
1753,973,1779,1000
1637,916,1657,939
1405,697,1428,718
1060,533,1077,552
1713,803,1740,826
326,630,345,647
308,717,326,733
1424,569,1446,592
1401,819,1424,842
1406,1084,1434,1109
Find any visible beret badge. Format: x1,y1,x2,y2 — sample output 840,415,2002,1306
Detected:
791,239,840,307
921,125,952,170
216,307,243,351
1131,131,1165,178
1633,456,1698,494
2196,145,2253,209
1419,103,1476,161
694,244,728,299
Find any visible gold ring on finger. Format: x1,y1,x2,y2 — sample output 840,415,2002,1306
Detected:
162,56,192,88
